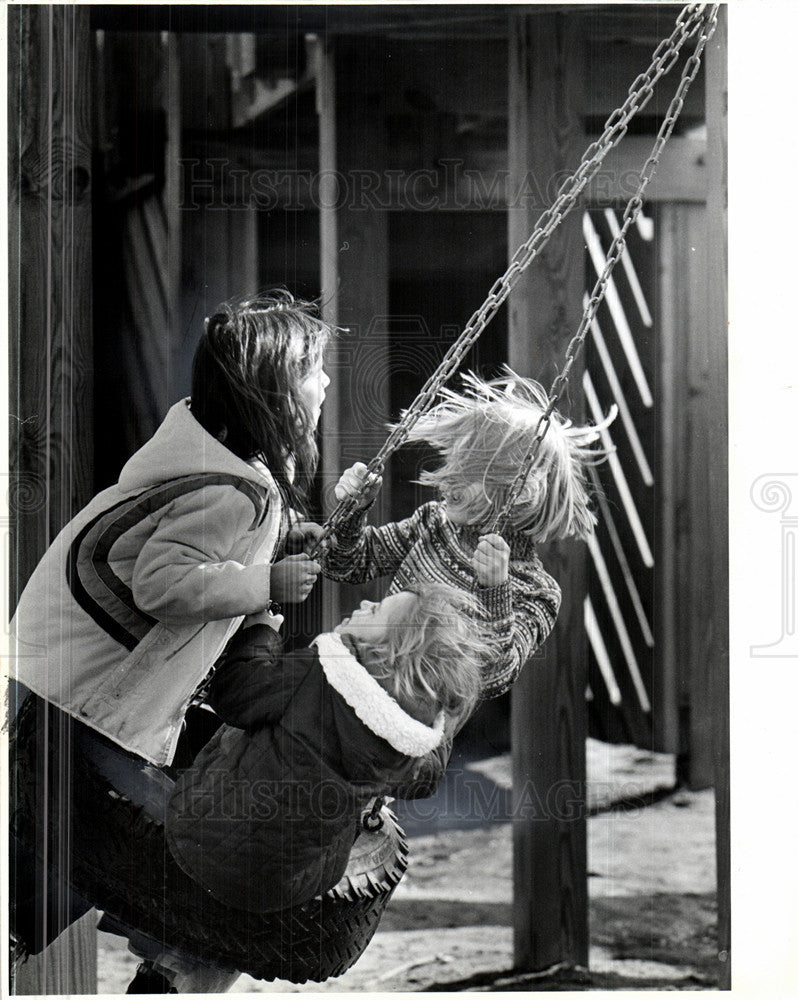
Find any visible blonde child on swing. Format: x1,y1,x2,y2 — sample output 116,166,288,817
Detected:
322,369,613,704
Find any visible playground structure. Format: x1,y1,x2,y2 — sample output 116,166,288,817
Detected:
8,4,728,992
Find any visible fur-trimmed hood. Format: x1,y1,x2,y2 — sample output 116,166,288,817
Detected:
312,632,444,757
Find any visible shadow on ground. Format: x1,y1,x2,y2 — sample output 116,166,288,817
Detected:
421,966,717,991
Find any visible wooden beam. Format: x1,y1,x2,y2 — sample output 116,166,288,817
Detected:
652,204,683,757
507,13,589,973
182,127,707,215
705,6,729,988
88,5,700,52
683,194,715,793
377,35,703,120
316,37,392,630
180,131,707,217
656,202,718,782
11,911,98,996
8,5,97,990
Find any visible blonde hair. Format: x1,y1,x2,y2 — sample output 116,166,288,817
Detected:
402,368,613,541
365,583,491,720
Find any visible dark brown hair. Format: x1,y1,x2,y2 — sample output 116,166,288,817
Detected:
191,290,331,510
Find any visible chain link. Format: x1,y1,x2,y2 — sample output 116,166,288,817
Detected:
487,4,719,534
311,3,717,552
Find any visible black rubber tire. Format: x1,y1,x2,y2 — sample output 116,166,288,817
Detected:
11,695,409,983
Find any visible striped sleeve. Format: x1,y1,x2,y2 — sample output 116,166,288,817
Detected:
320,504,430,585
477,556,562,700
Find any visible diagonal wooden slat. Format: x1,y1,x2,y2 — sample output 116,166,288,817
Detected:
584,205,656,750
586,533,651,712
583,291,654,486
587,463,654,648
583,369,654,568
583,211,653,407
584,596,622,706
603,207,653,327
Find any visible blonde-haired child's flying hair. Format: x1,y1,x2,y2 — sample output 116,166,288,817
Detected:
402,368,614,542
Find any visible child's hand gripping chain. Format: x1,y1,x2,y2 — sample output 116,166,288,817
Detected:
472,533,511,588
271,519,325,604
270,551,321,605
333,461,384,511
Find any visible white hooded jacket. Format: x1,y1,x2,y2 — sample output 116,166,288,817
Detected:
10,399,283,765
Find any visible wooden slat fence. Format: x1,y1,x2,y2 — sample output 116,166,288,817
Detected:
583,206,658,749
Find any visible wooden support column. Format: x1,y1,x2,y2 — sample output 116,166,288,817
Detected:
8,4,94,600
705,6,729,988
655,22,725,799
316,36,391,630
657,201,716,788
164,32,183,394
653,202,685,757
8,5,97,994
507,13,588,972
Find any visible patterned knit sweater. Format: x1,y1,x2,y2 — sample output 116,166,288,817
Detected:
321,500,561,699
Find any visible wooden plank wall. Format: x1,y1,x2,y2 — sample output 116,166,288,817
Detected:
507,12,589,972
8,5,97,993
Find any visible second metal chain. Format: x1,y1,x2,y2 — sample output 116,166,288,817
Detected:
487,4,719,534
311,3,714,553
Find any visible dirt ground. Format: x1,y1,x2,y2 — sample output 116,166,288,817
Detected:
95,739,719,993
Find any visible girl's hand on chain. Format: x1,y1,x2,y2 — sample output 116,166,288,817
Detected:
285,521,324,554
472,533,510,587
270,554,321,604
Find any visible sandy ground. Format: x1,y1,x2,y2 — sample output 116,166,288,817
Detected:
93,739,720,993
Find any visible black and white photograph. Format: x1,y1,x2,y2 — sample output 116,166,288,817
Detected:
3,1,793,996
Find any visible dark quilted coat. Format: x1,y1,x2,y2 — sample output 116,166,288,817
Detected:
165,625,447,913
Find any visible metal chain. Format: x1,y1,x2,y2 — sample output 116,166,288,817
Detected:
362,796,385,832
311,3,714,553
487,3,719,535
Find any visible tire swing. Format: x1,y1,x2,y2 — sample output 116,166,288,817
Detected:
11,695,408,983
11,4,717,985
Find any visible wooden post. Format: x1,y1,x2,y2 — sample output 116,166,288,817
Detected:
653,203,689,758
8,4,94,600
705,6,729,988
164,32,183,396
8,5,97,993
316,37,391,631
507,13,588,972
656,198,719,789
